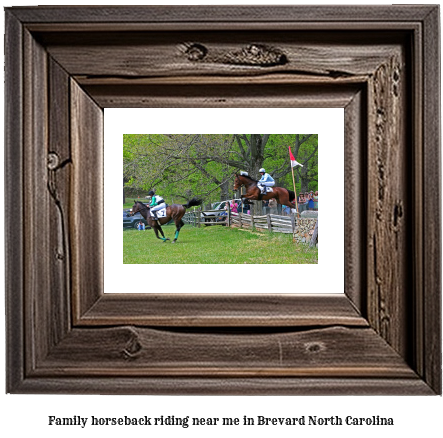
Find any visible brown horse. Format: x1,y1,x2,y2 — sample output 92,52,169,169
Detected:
131,197,202,243
233,173,296,209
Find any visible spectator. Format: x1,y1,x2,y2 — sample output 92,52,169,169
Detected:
296,193,305,213
313,191,318,211
215,203,228,222
217,210,227,222
282,204,291,216
137,221,145,231
308,192,315,211
269,198,278,215
230,199,238,214
243,199,251,215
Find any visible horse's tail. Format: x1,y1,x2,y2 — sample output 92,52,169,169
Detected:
287,189,296,202
182,197,202,209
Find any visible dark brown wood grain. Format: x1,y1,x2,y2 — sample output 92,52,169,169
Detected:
344,89,366,314
48,57,72,345
70,80,104,321
23,28,50,373
9,5,437,24
5,10,24,393
366,50,408,356
37,326,416,377
422,6,441,395
79,294,366,327
12,376,435,396
4,5,441,395
41,32,401,78
82,83,362,109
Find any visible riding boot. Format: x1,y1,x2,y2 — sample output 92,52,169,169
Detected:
152,212,159,221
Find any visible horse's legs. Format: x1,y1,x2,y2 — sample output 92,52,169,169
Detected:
158,224,170,242
153,225,169,242
152,226,160,239
172,219,185,243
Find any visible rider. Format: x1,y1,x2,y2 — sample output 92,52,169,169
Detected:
148,190,165,221
258,168,275,194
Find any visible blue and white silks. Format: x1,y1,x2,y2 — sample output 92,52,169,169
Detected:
258,173,275,191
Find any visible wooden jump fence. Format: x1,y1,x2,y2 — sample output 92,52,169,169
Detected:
183,207,318,246
230,212,296,234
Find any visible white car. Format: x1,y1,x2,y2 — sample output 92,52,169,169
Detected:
201,199,243,223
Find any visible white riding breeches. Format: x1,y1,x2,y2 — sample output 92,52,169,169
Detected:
259,181,275,187
151,203,165,213
258,181,275,193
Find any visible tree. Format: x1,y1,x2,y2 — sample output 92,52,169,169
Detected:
123,134,318,210
287,134,318,194
123,134,235,204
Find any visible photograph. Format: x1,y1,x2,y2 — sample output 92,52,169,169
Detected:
123,134,319,264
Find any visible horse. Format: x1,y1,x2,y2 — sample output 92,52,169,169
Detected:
233,173,296,209
130,197,202,243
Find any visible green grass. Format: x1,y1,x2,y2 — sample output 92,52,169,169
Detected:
124,224,318,264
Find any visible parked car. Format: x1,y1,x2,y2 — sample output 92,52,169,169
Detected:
201,199,243,223
123,209,151,229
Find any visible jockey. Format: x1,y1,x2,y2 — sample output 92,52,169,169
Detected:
148,190,165,221
258,168,275,194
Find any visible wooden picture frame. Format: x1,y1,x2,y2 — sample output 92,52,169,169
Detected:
5,5,441,394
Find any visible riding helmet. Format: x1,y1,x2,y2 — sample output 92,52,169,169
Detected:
148,190,155,196
259,168,266,173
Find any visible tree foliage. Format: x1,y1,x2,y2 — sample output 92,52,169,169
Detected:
123,134,318,205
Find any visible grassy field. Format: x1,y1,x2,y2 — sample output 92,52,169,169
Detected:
124,224,318,264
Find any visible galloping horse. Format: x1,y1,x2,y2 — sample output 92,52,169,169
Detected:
131,197,202,243
233,173,296,209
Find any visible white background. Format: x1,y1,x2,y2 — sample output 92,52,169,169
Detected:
1,1,442,437
106,108,343,293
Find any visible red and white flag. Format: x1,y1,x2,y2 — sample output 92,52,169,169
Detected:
289,146,303,168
